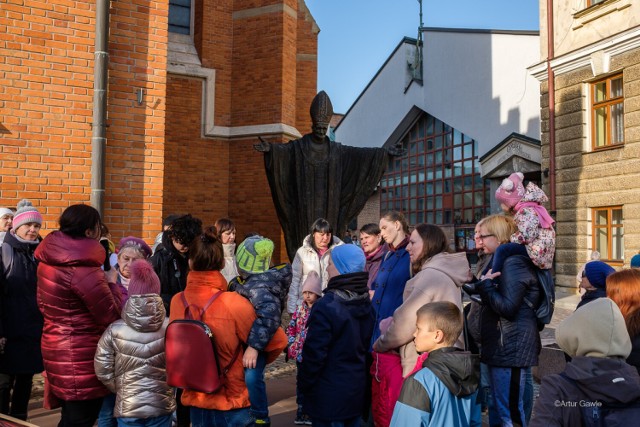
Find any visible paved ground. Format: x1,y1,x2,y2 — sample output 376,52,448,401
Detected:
21,288,582,426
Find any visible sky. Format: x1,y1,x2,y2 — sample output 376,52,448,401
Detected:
305,0,540,114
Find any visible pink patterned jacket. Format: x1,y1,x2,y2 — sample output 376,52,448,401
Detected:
286,302,312,362
511,182,556,269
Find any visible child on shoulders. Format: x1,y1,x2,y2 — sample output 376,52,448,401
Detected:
391,301,481,427
286,270,323,425
492,172,556,275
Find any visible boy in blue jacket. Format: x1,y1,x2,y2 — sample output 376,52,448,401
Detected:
390,301,481,427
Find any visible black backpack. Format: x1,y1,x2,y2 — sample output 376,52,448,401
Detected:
524,267,555,330
560,373,640,427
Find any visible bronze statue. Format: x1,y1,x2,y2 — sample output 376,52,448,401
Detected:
255,91,402,261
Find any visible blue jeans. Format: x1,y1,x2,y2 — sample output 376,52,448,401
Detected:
98,393,117,427
117,415,172,427
190,407,253,427
488,366,527,427
491,243,528,275
244,351,268,420
484,365,533,427
312,417,360,427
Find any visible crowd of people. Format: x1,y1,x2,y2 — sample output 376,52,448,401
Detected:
1,170,640,427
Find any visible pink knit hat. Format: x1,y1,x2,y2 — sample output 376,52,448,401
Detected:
12,199,43,230
302,270,322,297
128,259,161,295
495,172,526,209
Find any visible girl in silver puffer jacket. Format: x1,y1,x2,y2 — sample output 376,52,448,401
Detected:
94,260,175,426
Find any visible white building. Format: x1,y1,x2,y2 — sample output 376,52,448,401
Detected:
335,28,541,258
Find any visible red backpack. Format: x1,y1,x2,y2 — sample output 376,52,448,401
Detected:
165,291,242,393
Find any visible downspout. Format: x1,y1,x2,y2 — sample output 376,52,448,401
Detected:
90,0,110,216
546,0,556,213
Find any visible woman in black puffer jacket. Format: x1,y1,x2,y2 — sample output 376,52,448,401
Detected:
467,214,541,427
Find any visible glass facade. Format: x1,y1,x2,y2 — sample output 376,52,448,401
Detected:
379,112,490,254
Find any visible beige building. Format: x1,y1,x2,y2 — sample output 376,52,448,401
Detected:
530,0,640,288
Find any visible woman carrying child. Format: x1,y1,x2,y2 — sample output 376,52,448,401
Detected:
463,214,542,426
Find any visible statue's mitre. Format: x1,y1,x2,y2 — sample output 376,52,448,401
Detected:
310,91,333,125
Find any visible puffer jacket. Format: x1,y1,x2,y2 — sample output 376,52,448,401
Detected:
94,294,175,418
35,231,122,401
287,235,343,314
511,182,556,269
0,231,43,374
374,251,471,376
220,243,239,283
150,231,189,315
477,254,541,367
229,263,291,352
169,270,281,410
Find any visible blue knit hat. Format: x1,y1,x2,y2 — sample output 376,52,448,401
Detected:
584,261,615,289
631,254,640,268
330,244,366,275
236,235,274,275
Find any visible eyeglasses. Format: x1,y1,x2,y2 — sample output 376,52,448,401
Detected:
478,234,495,240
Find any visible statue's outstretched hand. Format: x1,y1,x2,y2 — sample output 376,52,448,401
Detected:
254,136,271,152
386,141,406,157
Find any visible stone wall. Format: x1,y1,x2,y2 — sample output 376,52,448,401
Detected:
542,47,640,288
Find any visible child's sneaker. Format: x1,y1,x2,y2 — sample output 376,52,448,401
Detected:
254,418,271,427
294,414,305,425
302,414,312,425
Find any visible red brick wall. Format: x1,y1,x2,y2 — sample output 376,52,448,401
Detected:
163,75,228,226
1,0,318,256
0,0,168,243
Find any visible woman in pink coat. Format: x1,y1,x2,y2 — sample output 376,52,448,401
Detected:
36,204,122,427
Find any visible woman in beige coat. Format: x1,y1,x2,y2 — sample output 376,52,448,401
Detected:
372,223,471,376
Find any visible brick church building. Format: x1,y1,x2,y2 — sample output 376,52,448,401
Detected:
0,0,319,262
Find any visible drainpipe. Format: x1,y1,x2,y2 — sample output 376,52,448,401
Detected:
547,0,556,213
90,0,110,216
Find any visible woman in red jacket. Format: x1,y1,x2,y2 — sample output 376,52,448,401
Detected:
35,204,122,427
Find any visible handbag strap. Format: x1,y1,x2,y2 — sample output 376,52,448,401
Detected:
181,291,223,320
180,291,243,376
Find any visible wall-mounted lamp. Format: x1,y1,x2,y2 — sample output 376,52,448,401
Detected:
137,88,145,106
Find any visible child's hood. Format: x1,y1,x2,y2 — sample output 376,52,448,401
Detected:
229,263,292,300
521,182,549,204
122,294,166,333
423,347,480,397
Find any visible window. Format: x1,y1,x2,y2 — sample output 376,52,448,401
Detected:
587,0,606,6
380,112,489,240
169,0,191,34
591,74,624,149
592,206,623,262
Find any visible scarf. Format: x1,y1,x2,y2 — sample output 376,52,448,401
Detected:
389,235,409,252
515,201,555,229
325,271,369,295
